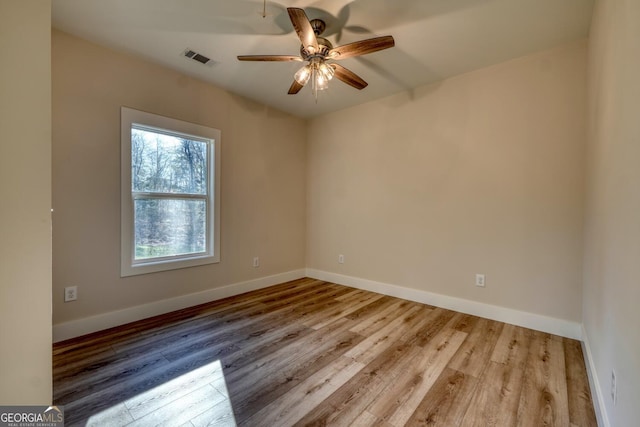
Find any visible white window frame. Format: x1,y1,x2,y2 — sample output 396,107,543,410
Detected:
120,107,221,277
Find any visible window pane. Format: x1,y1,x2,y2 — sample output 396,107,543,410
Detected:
132,127,208,195
134,198,207,260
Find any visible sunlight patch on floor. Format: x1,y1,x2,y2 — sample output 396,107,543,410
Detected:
86,360,237,426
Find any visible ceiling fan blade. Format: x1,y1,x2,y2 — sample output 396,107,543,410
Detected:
329,35,395,60
237,55,302,61
331,63,368,90
288,80,305,95
287,8,319,53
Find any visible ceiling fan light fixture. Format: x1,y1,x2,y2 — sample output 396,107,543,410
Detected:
294,64,311,85
314,68,329,91
296,59,332,94
318,62,335,81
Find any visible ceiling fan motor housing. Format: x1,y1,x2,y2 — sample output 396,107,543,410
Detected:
300,36,333,59
299,18,332,59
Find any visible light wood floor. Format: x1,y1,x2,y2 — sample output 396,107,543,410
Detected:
53,278,597,426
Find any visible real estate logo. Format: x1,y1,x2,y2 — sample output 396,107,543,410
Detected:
0,406,64,427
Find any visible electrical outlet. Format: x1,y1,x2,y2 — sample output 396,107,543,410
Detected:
475,274,485,287
338,254,345,264
64,286,78,302
252,257,260,268
611,369,617,405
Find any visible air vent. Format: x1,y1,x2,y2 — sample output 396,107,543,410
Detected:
182,48,215,67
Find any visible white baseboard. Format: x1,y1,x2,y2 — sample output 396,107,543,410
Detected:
54,268,582,342
305,268,582,340
52,269,306,343
581,325,609,427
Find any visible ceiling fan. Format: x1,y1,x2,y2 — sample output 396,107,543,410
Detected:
237,8,395,99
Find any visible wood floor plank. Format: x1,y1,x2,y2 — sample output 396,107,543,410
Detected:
84,402,134,427
366,327,468,426
304,291,385,330
406,307,458,347
224,317,353,387
226,320,365,423
350,410,382,426
349,299,420,336
52,279,597,427
189,398,237,427
490,322,533,364
459,324,532,426
54,350,172,402
345,305,424,364
52,345,117,376
159,311,309,363
563,338,598,426
345,295,398,321
123,360,226,420
243,356,366,427
404,367,479,426
449,317,504,378
110,283,348,357
209,322,311,375
450,313,480,334
334,288,367,301
294,343,425,426
352,410,394,427
516,331,570,427
53,323,141,357
126,384,224,427
108,279,334,354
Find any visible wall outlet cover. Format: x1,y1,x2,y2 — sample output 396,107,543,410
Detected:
64,286,78,302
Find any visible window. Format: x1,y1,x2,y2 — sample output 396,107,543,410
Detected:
121,107,220,276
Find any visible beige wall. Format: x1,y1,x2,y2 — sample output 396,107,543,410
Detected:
52,31,306,324
0,1,52,404
307,41,587,322
583,0,640,424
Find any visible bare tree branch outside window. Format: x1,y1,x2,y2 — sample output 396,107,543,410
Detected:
131,127,208,260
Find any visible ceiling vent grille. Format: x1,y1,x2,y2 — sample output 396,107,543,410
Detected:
182,48,215,66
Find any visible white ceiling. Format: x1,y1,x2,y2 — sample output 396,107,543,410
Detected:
52,0,594,118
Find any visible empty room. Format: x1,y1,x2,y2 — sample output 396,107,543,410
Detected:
1,0,639,426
